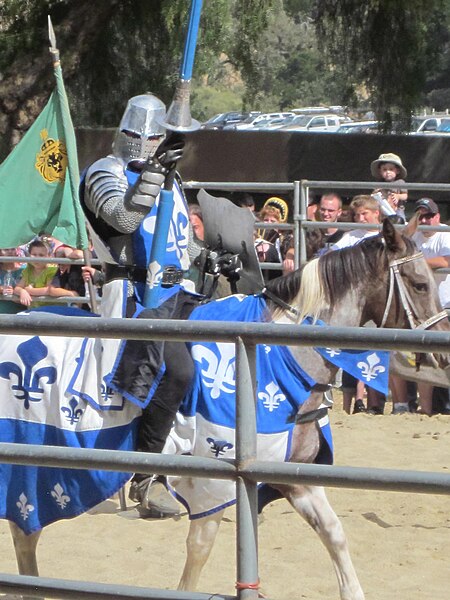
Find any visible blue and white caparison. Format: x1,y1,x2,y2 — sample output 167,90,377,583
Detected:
0,297,388,532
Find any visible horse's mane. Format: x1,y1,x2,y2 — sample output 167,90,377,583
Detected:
265,232,417,323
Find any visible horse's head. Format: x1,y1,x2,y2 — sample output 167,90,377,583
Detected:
380,218,450,368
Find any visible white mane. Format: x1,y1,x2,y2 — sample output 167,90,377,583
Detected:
272,258,328,324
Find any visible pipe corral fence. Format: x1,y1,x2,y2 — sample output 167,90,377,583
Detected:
1,178,450,598
184,179,450,270
0,313,450,600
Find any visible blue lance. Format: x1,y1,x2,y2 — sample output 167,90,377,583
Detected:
143,0,203,308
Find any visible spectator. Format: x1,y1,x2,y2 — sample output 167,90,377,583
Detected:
255,204,283,281
370,152,408,221
262,196,289,224
0,247,25,314
257,200,288,257
314,192,346,255
236,193,256,213
412,198,450,310
282,192,344,273
390,197,450,416
188,203,205,243
330,195,381,250
13,238,58,307
187,204,206,293
330,195,385,414
48,246,89,309
307,193,320,221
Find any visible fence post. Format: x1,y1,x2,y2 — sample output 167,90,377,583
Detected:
299,180,308,265
235,337,259,600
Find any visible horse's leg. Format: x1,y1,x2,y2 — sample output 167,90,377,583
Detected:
178,509,224,591
276,388,364,600
9,522,43,600
283,485,364,600
9,522,40,577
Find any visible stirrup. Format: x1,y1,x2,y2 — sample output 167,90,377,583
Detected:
130,477,181,518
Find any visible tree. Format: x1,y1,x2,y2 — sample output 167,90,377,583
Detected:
0,0,236,156
314,0,448,131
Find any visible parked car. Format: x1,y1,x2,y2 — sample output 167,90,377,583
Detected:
281,113,343,132
228,112,295,131
201,112,253,130
409,115,444,134
250,112,296,131
336,120,379,134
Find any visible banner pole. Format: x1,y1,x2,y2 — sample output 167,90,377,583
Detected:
143,0,203,309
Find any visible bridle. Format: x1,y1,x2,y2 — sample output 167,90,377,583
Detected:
380,251,447,330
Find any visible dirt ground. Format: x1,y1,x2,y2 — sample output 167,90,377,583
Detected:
0,395,449,599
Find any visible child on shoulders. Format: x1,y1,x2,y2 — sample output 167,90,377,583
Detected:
370,152,408,221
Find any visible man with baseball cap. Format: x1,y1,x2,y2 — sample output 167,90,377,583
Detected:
407,198,450,415
412,197,450,308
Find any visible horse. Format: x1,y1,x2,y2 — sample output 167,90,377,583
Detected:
3,218,450,600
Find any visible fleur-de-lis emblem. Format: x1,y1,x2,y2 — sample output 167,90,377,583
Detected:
206,437,234,457
192,343,236,399
141,200,188,260
17,493,34,520
325,348,341,358
51,483,71,509
169,211,189,258
357,352,386,382
147,260,163,288
61,397,83,425
258,381,286,412
100,381,114,402
0,337,57,409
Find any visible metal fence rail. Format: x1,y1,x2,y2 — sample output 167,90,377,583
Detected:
184,179,450,267
1,315,450,600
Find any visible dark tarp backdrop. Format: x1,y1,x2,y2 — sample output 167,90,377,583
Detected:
76,129,450,215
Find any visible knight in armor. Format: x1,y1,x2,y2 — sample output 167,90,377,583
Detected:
82,93,199,518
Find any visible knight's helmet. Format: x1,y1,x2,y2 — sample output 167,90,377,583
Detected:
113,93,166,163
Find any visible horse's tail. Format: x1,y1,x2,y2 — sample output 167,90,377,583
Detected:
294,258,327,324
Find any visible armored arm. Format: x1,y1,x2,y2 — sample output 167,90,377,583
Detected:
84,156,165,234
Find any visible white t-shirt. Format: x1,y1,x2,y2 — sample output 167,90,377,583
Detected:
330,229,378,250
412,229,450,308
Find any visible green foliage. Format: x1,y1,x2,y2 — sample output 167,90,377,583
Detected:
229,0,275,108
191,83,245,121
1,0,450,132
315,0,449,131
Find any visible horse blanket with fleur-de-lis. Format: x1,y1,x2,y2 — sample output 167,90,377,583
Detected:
0,309,140,535
165,294,389,519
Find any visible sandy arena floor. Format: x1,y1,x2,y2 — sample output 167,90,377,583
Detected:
0,395,449,599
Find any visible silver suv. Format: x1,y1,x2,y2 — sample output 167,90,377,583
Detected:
281,113,342,132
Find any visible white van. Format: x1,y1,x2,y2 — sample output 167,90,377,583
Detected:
229,112,295,131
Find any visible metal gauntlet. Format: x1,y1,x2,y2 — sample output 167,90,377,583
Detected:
125,158,167,209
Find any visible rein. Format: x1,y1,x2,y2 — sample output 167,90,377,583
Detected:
380,252,447,330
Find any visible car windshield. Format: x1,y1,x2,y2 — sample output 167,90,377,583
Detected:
411,117,425,129
290,115,313,127
205,114,226,124
241,115,259,124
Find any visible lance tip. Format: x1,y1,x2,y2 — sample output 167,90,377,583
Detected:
48,15,57,50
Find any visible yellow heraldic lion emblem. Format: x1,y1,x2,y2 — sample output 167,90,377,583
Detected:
35,128,68,183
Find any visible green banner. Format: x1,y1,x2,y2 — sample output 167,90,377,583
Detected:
0,82,88,250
